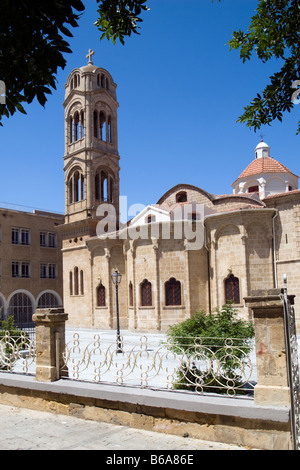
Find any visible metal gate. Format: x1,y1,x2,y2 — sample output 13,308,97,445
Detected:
282,275,300,450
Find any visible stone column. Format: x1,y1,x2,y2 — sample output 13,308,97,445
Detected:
32,308,69,382
244,289,291,407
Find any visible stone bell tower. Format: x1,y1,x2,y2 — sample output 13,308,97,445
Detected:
63,49,120,228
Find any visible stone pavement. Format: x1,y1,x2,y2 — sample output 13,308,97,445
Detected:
0,404,247,451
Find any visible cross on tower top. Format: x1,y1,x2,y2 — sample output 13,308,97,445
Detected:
86,49,95,65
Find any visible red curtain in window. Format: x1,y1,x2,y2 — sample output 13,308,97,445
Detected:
141,280,152,307
225,275,240,304
97,284,106,307
165,278,181,306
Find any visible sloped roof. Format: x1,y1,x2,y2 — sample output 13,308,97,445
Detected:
263,189,300,200
236,157,297,182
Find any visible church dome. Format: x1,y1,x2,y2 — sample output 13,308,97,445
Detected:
237,156,294,180
232,140,299,199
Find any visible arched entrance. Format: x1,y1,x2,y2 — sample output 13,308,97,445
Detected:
8,292,34,328
37,292,60,308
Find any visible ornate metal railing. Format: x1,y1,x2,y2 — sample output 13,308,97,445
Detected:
63,333,256,396
0,331,36,375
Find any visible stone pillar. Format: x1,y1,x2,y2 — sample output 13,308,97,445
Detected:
244,289,291,407
32,308,69,382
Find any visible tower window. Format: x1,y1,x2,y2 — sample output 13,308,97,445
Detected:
94,111,98,138
74,112,80,141
95,170,114,203
70,117,73,143
108,116,112,143
68,169,85,204
100,111,106,141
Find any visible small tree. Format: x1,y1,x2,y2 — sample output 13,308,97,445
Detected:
166,303,255,395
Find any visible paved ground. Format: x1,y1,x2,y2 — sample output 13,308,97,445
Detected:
0,404,247,451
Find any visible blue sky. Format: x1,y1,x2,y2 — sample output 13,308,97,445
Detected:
1,0,299,217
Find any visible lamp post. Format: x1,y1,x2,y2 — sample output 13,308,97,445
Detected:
111,269,122,353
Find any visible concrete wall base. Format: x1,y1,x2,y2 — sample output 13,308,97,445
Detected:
0,373,292,450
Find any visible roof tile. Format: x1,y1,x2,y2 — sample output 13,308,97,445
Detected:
237,157,295,179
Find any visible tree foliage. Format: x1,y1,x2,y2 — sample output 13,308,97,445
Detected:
0,0,85,125
228,0,300,134
0,0,149,125
167,303,255,395
95,0,149,45
167,303,255,346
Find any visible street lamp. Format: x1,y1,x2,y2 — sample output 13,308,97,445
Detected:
111,269,122,353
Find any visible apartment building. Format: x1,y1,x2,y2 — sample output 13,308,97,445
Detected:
0,207,64,327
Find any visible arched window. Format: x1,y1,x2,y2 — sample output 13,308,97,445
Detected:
8,293,33,328
95,173,100,200
108,115,112,143
74,171,80,202
102,172,108,201
100,111,106,141
69,271,73,296
95,169,114,203
80,270,84,295
97,284,106,307
225,274,240,304
141,280,152,307
69,116,73,143
110,177,114,203
176,191,187,203
129,282,133,307
94,110,98,138
74,267,79,296
74,112,80,141
80,111,84,138
38,293,59,308
69,169,85,204
165,278,181,306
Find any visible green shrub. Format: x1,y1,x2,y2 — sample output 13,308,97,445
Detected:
166,303,255,395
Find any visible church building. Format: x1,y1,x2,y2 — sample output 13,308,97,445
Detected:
59,52,300,332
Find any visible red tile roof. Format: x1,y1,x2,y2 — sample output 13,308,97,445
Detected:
237,157,296,180
263,189,300,200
